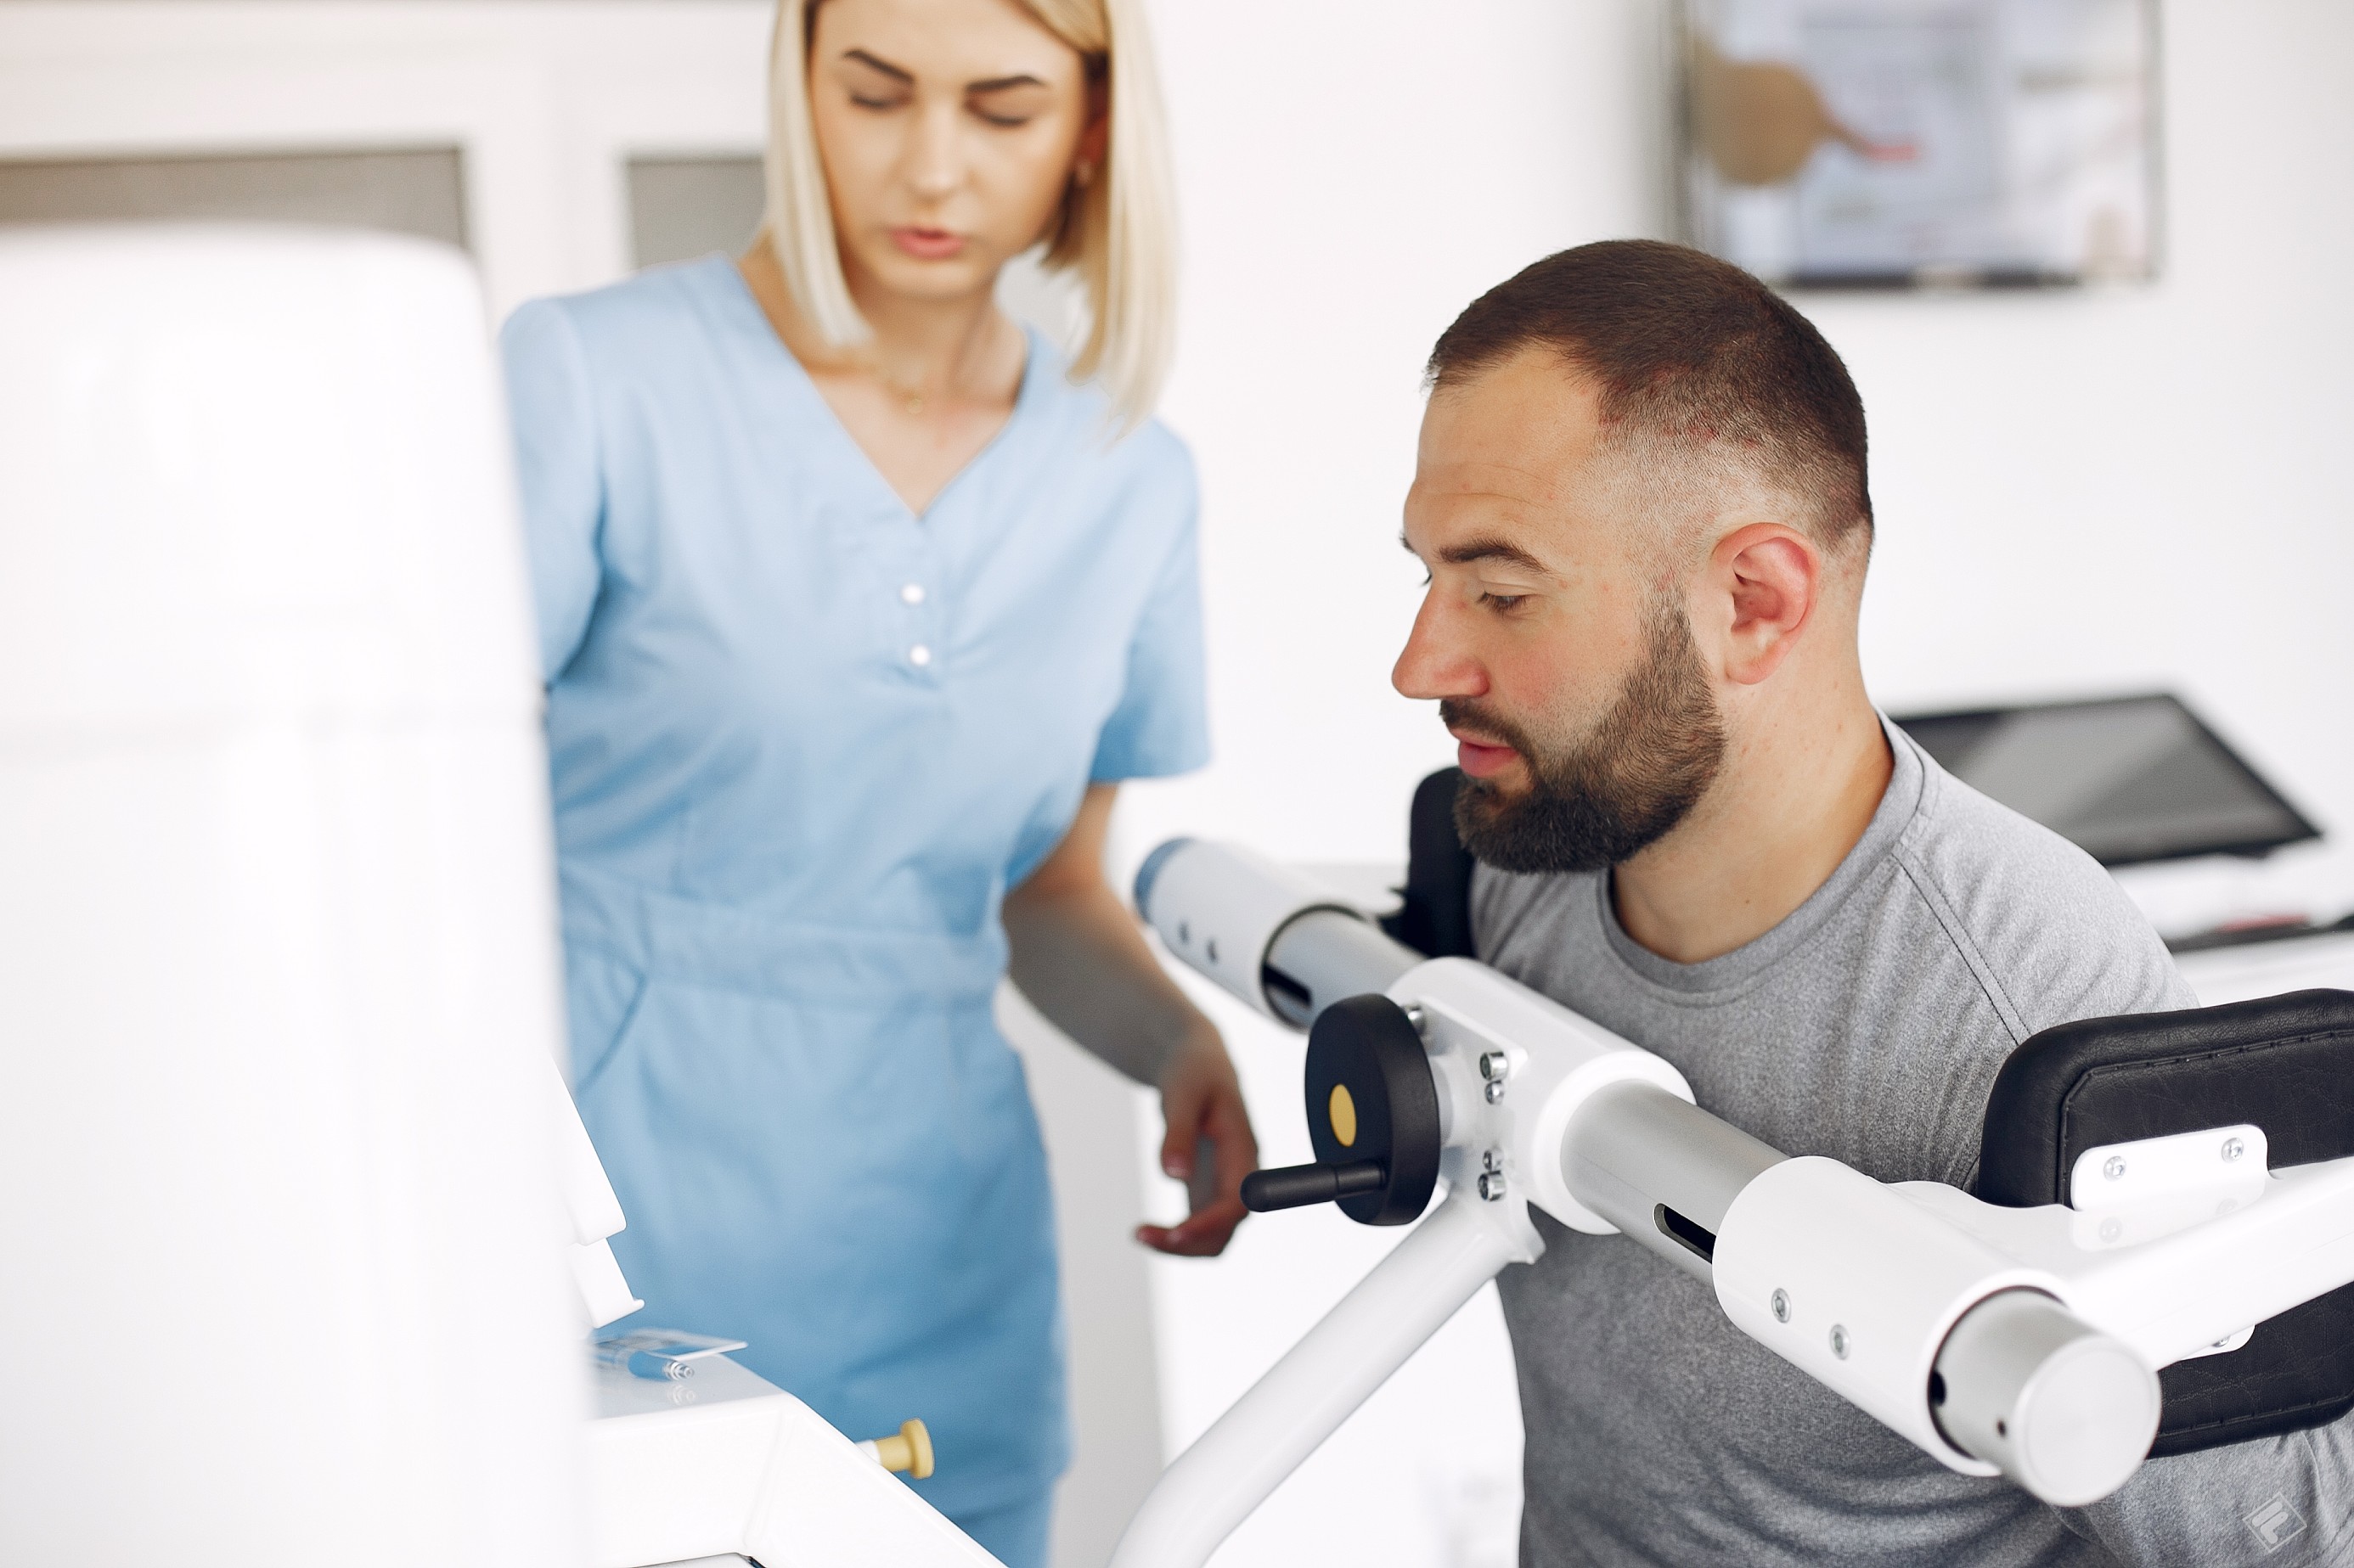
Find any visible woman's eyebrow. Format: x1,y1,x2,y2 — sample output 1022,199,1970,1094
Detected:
839,48,913,82
966,73,1050,93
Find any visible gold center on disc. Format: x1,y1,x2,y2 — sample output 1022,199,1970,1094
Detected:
1328,1083,1359,1148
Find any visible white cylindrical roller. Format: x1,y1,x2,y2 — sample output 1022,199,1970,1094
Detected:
1134,837,1383,1020
0,227,584,1565
1933,1290,2160,1507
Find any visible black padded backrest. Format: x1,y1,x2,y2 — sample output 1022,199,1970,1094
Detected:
1978,989,2354,1456
1380,767,1478,960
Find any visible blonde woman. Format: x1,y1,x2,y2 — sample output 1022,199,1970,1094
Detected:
498,0,1253,1557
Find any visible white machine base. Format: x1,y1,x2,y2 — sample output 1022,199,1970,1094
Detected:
588,1356,1002,1568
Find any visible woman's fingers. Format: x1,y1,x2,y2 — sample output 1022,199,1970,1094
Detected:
1138,1065,1258,1256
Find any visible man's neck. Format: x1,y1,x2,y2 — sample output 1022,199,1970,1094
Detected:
1610,688,1894,965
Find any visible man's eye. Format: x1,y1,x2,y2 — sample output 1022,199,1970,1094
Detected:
1479,592,1530,612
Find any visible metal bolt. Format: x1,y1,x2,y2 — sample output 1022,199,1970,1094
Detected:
2103,1155,2127,1181
1482,1148,1502,1173
1478,1051,1509,1082
1770,1289,1790,1324
1484,1077,1507,1104
2222,1137,2246,1163
1478,1170,1507,1201
1829,1324,1851,1360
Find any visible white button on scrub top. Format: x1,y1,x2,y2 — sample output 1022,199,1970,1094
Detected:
909,643,932,667
901,582,926,604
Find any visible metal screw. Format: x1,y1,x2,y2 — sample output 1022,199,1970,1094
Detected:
2222,1137,2246,1163
2103,1155,2127,1181
1829,1324,1851,1360
1478,1051,1509,1082
1478,1170,1507,1201
1770,1289,1790,1324
1482,1148,1502,1173
1484,1077,1508,1104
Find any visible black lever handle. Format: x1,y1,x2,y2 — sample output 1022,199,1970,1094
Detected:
1241,1160,1387,1212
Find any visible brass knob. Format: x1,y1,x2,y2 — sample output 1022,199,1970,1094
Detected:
865,1418,935,1480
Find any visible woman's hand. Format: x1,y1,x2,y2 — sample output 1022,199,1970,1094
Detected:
1138,1031,1259,1257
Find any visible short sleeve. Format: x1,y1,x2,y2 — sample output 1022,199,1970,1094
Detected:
498,298,605,683
1088,465,1211,783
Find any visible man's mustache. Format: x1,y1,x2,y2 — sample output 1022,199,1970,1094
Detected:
1439,698,1533,756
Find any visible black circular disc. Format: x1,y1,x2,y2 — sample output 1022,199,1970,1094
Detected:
1304,993,1442,1225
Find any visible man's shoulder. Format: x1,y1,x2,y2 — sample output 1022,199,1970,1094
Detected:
1890,755,2194,1036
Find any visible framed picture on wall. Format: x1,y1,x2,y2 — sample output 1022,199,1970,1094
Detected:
1679,0,2159,287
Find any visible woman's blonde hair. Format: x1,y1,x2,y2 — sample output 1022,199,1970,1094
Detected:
760,0,1176,424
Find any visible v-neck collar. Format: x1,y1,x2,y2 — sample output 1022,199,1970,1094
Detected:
707,254,1045,524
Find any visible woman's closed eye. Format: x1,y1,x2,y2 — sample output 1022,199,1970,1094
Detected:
967,84,1050,128
836,53,914,111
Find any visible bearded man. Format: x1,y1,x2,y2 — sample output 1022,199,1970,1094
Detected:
1393,240,2351,1566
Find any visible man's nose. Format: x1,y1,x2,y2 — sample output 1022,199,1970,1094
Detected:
1392,599,1486,701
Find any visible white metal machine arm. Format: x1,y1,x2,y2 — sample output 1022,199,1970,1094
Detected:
1111,840,2354,1568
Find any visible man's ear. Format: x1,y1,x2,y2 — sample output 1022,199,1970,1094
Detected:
1707,522,1821,686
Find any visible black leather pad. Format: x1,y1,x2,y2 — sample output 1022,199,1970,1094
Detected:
1977,988,2354,1455
1380,767,1478,959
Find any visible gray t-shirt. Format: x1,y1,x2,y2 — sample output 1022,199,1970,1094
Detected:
1476,723,2354,1566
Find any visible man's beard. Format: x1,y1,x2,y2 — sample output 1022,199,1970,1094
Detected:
1448,604,1726,875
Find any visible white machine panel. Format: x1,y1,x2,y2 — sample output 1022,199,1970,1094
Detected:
0,227,583,1565
588,1357,1004,1568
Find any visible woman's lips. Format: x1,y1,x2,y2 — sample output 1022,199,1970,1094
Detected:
1456,737,1520,779
891,227,967,261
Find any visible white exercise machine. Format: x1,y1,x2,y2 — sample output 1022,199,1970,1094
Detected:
0,225,995,1568
1111,837,2354,1568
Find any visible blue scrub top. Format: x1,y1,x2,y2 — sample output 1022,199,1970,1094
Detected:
499,256,1208,1517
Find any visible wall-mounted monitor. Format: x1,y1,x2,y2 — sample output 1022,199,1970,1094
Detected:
1680,0,2158,288
1892,694,2317,867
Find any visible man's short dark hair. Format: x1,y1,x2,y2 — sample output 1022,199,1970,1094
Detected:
1427,240,1872,551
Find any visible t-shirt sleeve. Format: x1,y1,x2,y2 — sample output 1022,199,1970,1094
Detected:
2059,1411,2354,1565
1088,460,1210,783
498,298,605,683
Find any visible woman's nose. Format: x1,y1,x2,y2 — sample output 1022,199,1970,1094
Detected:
906,107,964,200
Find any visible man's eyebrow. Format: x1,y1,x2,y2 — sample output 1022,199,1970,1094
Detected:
1436,536,1550,573
840,48,914,83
